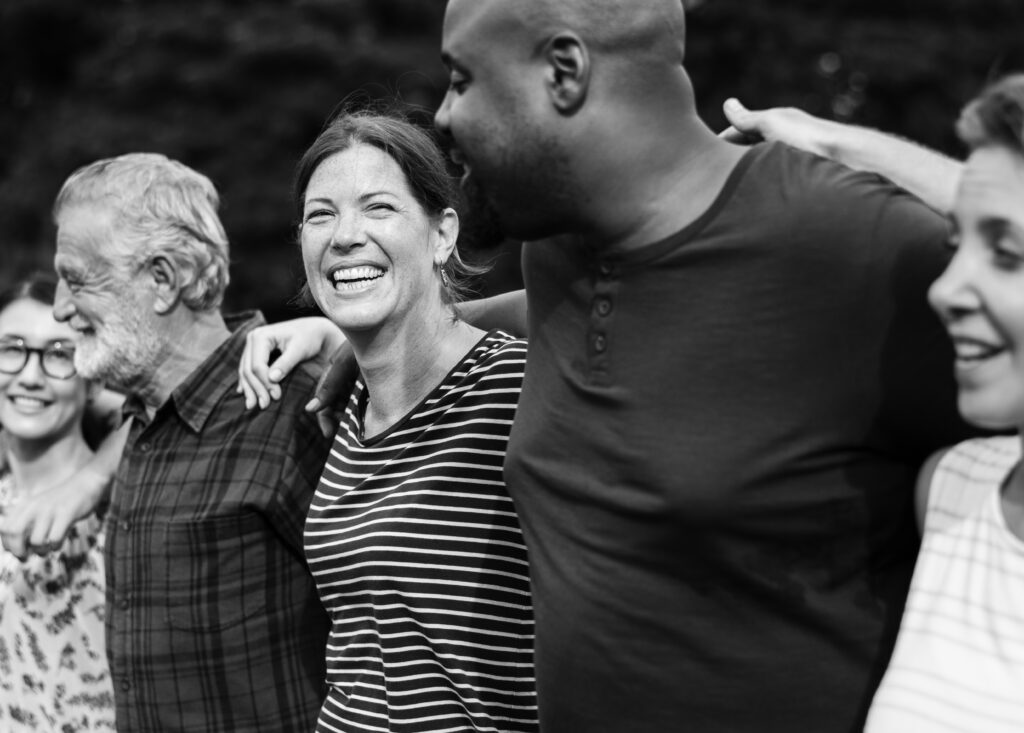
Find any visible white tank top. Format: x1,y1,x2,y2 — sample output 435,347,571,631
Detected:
865,436,1024,732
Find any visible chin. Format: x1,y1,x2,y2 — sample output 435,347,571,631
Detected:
958,393,1024,432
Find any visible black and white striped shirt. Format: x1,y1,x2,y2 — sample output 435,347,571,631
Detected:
306,331,537,733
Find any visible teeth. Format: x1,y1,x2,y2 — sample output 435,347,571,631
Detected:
331,266,385,287
952,338,1002,361
10,396,48,408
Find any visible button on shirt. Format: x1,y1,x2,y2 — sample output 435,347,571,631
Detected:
104,312,333,732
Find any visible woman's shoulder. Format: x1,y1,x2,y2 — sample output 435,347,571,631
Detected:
923,436,1020,529
462,330,527,377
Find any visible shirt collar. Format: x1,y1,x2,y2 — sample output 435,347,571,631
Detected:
121,311,266,434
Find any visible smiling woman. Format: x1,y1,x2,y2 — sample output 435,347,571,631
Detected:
0,272,115,732
240,109,537,733
864,74,1024,733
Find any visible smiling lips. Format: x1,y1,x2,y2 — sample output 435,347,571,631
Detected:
329,265,386,291
949,334,1006,372
7,395,51,413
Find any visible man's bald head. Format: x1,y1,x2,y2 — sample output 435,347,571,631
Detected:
444,0,686,66
518,0,686,61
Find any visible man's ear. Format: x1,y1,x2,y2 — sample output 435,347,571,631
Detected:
544,32,589,114
146,254,182,315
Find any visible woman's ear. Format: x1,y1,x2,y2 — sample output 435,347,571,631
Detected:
433,208,460,266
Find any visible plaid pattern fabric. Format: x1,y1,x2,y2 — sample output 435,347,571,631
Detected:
105,312,333,732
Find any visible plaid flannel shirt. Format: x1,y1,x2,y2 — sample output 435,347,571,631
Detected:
105,312,332,732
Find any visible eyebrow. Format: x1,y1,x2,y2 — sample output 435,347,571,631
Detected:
304,191,398,208
978,217,1024,245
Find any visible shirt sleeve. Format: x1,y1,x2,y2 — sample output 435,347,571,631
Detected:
264,375,335,559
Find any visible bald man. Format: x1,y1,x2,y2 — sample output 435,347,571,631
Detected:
433,1,974,731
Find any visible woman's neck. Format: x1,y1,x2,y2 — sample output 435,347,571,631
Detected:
5,430,95,496
350,311,484,439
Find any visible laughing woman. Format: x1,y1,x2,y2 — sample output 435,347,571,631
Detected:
0,273,114,731
243,111,536,733
864,75,1024,732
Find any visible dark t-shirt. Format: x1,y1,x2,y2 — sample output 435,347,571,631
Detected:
504,143,973,733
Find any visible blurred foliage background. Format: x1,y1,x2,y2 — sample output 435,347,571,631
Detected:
2,0,1022,320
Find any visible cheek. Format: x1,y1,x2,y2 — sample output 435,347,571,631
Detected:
55,382,89,410
300,233,323,277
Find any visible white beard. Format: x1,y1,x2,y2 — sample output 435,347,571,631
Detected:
74,303,164,391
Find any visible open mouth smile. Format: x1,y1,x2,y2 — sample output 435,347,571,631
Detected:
329,265,387,291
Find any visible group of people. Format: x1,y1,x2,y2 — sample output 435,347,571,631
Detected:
0,0,1022,731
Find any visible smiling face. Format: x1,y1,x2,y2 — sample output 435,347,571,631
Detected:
53,204,164,391
300,143,457,336
929,145,1024,431
0,297,90,444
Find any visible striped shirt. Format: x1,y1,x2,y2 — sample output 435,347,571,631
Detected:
866,436,1024,732
306,331,537,733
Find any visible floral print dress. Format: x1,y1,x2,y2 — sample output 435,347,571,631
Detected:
0,474,115,731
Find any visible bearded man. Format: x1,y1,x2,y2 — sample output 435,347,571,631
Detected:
51,153,331,732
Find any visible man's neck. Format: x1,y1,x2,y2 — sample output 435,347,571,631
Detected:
136,311,232,414
574,115,749,255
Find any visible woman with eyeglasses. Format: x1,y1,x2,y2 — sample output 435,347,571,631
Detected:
0,273,115,731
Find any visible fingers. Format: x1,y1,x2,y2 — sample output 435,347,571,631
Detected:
238,329,278,410
0,507,58,559
0,516,30,560
309,343,358,413
28,511,58,551
722,97,762,140
719,125,758,144
316,409,342,440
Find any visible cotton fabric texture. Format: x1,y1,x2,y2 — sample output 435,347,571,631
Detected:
307,331,536,733
103,312,333,731
506,142,975,733
866,436,1024,732
0,475,114,732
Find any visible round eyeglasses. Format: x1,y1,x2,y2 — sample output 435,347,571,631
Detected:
0,338,78,380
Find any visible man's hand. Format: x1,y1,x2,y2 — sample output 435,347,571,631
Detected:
0,421,128,559
719,98,835,158
305,341,359,438
237,317,347,410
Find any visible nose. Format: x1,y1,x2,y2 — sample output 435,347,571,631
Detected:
15,350,45,387
327,211,366,253
928,246,977,323
53,279,74,323
434,92,453,136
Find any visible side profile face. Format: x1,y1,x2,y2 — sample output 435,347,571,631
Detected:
53,204,164,390
929,145,1024,431
301,143,456,335
0,297,89,444
436,0,574,241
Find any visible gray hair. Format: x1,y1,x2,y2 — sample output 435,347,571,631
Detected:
52,153,230,311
